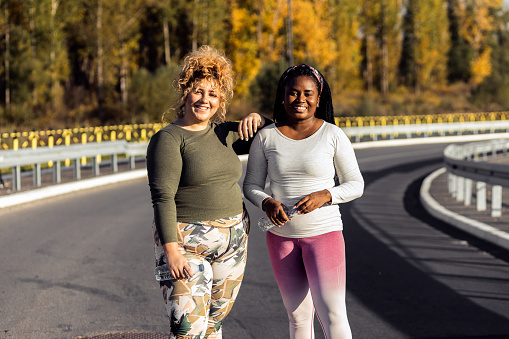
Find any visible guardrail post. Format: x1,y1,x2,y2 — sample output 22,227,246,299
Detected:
448,173,457,198
111,153,118,173
129,155,136,169
53,161,61,183
13,165,21,191
476,182,487,211
456,176,465,202
93,155,100,176
74,158,81,180
492,185,502,217
464,178,473,206
33,163,41,187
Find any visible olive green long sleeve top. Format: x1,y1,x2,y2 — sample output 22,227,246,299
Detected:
146,121,252,245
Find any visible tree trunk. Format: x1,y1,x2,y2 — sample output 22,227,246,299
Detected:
97,0,104,120
366,34,373,94
268,0,281,54
192,0,198,51
50,0,59,97
381,2,389,96
414,64,420,94
287,0,294,66
4,3,10,110
30,0,37,104
163,21,171,65
120,42,128,107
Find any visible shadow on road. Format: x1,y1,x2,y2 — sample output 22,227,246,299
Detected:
343,158,509,338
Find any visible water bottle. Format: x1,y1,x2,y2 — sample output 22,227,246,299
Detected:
258,205,298,232
154,262,205,282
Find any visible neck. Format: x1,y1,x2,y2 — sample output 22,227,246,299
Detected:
173,117,210,131
283,116,320,129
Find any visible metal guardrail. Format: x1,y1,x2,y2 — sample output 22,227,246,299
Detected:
0,141,148,192
344,120,509,142
444,139,509,217
2,112,509,151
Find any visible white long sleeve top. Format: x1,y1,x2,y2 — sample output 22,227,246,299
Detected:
243,122,364,238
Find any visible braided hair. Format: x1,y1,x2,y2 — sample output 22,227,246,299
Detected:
273,64,334,124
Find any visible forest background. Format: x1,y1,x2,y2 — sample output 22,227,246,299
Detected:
1,0,509,130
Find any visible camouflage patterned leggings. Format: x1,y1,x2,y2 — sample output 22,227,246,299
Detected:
153,211,249,339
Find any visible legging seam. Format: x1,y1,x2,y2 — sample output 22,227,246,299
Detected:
314,303,328,339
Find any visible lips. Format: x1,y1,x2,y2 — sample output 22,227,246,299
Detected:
193,104,210,111
293,105,307,112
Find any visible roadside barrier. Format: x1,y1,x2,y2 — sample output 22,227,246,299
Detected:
0,140,147,192
1,112,509,151
444,139,509,217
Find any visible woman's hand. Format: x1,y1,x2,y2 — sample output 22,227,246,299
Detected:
238,113,266,140
162,242,193,280
263,198,291,226
294,190,332,214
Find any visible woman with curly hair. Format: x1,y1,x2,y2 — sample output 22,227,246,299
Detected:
147,45,269,338
243,64,364,338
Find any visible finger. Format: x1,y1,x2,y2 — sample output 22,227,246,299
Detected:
184,263,194,278
247,118,254,138
171,268,182,280
253,117,261,133
238,122,245,140
242,119,250,140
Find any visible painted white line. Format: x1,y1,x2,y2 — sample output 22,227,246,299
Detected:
0,169,148,208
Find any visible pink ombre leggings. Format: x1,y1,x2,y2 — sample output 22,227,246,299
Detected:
266,231,352,339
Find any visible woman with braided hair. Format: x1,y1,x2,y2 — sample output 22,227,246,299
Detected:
243,64,364,338
147,45,270,338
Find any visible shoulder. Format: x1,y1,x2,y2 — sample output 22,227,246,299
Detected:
257,122,277,138
321,121,348,138
212,121,238,132
148,124,182,149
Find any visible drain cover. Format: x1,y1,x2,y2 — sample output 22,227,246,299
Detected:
77,332,167,339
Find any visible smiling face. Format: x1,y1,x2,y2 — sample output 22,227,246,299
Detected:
183,78,221,127
283,76,320,122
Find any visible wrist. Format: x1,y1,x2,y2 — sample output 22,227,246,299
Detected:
162,242,180,256
261,197,271,211
324,189,332,202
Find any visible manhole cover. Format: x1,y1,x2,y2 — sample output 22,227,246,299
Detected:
77,332,167,339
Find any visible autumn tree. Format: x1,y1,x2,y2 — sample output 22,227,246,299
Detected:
401,0,450,93
453,0,503,86
331,0,363,92
226,0,260,96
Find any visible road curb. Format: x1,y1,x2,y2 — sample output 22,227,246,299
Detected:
420,167,509,251
0,169,148,209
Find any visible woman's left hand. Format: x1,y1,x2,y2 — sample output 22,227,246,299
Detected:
294,190,332,214
238,113,265,140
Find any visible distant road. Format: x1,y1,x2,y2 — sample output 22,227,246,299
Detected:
1,143,509,339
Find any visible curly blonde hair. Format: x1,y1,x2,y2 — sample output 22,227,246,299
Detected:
164,45,234,123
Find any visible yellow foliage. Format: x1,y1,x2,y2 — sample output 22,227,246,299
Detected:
454,0,502,85
470,47,493,85
229,5,261,96
292,0,336,69
413,0,450,89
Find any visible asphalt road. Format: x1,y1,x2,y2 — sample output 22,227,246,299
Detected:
1,143,509,339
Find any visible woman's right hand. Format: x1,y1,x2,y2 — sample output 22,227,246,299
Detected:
262,198,291,226
162,242,193,280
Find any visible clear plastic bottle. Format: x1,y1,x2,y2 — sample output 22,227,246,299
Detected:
154,262,205,282
258,205,298,232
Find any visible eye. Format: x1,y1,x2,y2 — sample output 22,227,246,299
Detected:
209,91,218,98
